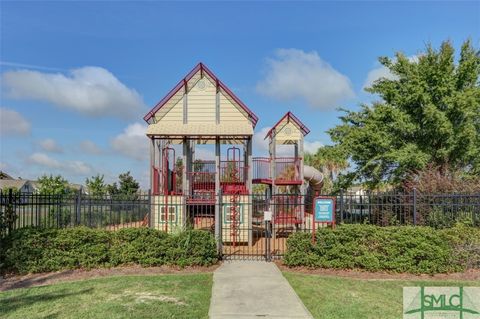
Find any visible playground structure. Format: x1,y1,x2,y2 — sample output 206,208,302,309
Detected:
144,63,323,250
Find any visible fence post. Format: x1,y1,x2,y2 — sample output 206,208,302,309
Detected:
339,189,344,223
75,189,82,226
368,190,372,222
413,188,417,226
216,190,223,257
7,189,14,233
147,189,152,228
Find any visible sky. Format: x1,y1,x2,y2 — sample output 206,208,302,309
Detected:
0,1,479,188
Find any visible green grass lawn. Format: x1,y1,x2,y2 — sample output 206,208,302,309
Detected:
284,272,480,319
0,273,212,319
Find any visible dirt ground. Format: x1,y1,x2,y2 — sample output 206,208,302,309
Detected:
0,264,219,291
276,261,480,281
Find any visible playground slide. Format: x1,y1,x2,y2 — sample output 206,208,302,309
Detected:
303,165,324,193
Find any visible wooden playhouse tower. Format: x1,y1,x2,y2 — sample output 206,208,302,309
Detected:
253,112,313,230
144,63,258,244
144,63,322,249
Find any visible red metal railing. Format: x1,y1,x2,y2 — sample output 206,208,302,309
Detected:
275,157,301,184
220,161,247,184
252,157,302,184
252,157,271,181
187,172,215,202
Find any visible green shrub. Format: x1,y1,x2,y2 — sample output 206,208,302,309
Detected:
0,226,218,275
110,228,170,266
47,227,111,270
1,227,59,274
440,223,480,270
284,224,480,274
1,227,111,273
166,230,218,267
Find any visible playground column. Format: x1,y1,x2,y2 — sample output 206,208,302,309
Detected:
215,137,221,252
269,130,276,195
269,131,277,241
157,139,163,192
182,138,188,230
183,138,189,195
297,136,306,230
150,137,155,195
247,137,253,246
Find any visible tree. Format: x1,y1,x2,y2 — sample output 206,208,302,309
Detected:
106,182,119,196
37,175,71,195
305,145,349,193
118,171,140,196
1,187,20,195
328,40,480,188
85,174,107,196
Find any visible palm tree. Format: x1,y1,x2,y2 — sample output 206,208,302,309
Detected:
305,146,349,192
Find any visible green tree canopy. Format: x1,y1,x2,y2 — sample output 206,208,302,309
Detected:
118,171,140,196
85,174,107,196
305,145,349,193
106,182,119,196
37,175,71,195
328,40,480,188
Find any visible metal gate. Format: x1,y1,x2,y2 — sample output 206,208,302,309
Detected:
220,194,312,261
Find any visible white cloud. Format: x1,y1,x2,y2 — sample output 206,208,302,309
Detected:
38,138,63,153
363,55,419,89
28,152,62,168
65,161,94,175
257,49,355,110
253,127,271,155
2,66,145,118
79,140,103,155
0,107,31,136
363,66,398,89
304,140,323,154
111,122,148,161
27,152,94,176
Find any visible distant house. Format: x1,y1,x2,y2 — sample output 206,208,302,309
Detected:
0,172,86,195
0,179,36,194
0,171,15,180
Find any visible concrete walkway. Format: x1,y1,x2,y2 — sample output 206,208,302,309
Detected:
209,261,313,319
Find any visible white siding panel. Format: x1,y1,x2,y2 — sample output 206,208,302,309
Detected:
219,92,249,124
187,78,216,123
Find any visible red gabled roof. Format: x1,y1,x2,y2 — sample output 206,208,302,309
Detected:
265,111,310,139
143,63,259,127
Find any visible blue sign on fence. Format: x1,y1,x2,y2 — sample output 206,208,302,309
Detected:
314,197,335,223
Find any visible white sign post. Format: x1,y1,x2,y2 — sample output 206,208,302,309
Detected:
264,211,273,222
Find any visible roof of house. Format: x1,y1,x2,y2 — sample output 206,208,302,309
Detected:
0,171,15,180
143,63,259,127
265,111,310,139
0,179,30,190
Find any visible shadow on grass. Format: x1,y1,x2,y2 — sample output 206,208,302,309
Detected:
0,287,93,317
0,270,77,291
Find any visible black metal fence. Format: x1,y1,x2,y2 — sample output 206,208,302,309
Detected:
336,190,480,227
1,190,479,237
0,190,150,234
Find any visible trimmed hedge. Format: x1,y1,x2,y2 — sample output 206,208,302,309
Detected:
0,227,218,274
284,224,480,274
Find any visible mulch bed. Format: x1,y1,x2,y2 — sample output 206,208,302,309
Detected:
0,264,219,291
276,261,480,281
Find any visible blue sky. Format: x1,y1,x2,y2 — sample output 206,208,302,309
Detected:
0,1,478,188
